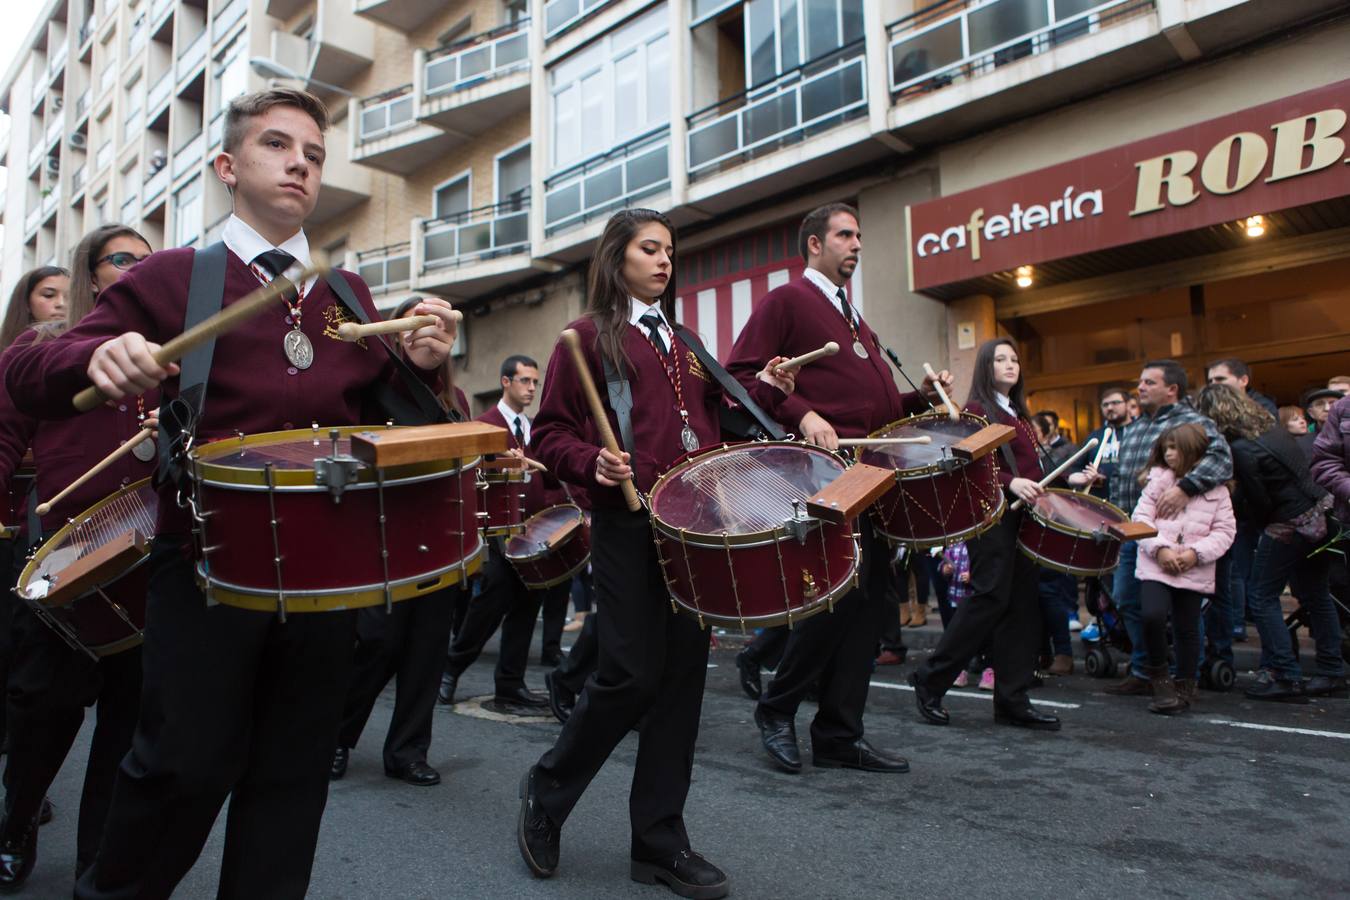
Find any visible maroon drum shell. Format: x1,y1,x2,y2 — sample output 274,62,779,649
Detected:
863,412,1005,548
504,504,591,589
39,565,149,656
479,469,525,538
648,443,859,629
1017,489,1130,577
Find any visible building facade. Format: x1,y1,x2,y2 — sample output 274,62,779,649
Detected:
3,0,1347,420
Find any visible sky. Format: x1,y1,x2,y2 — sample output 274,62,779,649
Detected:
0,3,52,248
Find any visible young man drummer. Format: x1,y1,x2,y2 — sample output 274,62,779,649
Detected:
5,89,459,899
726,202,951,776
517,208,794,899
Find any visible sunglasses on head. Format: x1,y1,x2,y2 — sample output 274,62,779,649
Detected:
94,251,150,271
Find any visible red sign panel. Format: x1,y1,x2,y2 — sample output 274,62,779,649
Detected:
906,79,1350,292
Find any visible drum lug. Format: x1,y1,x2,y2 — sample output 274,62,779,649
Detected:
783,499,818,545
800,570,819,602
313,429,363,503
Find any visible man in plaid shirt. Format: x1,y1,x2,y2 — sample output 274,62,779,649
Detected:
1105,359,1233,695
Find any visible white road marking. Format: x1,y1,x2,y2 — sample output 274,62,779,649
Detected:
867,680,1082,710
1205,719,1350,740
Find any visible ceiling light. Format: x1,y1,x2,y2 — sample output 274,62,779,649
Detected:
1244,215,1265,238
1015,265,1033,288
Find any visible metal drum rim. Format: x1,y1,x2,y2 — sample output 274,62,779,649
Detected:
1024,488,1130,541
866,409,994,477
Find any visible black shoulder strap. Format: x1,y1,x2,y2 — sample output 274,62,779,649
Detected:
25,481,40,548
322,272,456,425
674,324,785,441
601,353,635,454
157,242,228,488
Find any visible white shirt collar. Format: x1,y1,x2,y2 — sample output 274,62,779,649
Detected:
222,214,314,288
628,297,673,343
497,398,530,445
802,268,852,322
995,392,1015,417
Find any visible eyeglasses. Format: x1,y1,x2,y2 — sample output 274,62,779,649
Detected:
511,376,540,386
93,252,151,271
1101,399,1126,407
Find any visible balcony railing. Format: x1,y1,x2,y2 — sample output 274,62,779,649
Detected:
42,191,59,217
424,21,529,97
173,132,204,178
96,140,113,171
356,243,412,292
544,128,669,235
76,88,92,118
45,116,64,148
129,18,149,55
422,199,529,270
27,141,44,171
80,15,97,47
177,31,207,81
72,163,87,193
50,42,69,76
121,194,140,223
144,164,169,202
152,0,174,27
100,63,118,95
213,0,247,41
358,86,415,141
544,0,611,39
687,42,867,179
31,77,46,107
25,206,42,234
208,111,225,149
148,70,173,111
887,0,1155,98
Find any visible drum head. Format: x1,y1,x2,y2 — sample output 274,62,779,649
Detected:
649,443,844,538
862,412,987,473
18,481,157,601
1031,490,1128,534
505,505,582,561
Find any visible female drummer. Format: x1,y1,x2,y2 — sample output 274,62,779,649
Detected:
909,337,1062,731
516,209,793,899
0,266,69,352
0,225,155,889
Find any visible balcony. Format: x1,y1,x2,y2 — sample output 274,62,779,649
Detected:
75,88,92,120
354,243,412,295
148,69,173,113
173,132,204,179
129,19,149,56
72,163,88,196
96,140,113,172
27,141,44,172
99,63,118,96
544,128,670,239
309,125,372,225
121,193,140,224
49,41,69,77
353,0,441,32
418,22,531,136
176,31,207,86
212,0,246,44
307,2,375,89
46,116,64,149
351,87,449,174
79,15,97,49
207,111,224,153
417,199,550,297
31,77,47,108
151,0,174,29
265,0,310,21
544,0,612,40
25,206,42,236
144,164,169,204
42,190,59,219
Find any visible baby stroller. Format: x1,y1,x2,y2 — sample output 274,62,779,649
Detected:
1080,576,1131,678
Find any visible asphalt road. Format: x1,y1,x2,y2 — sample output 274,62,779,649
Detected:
21,630,1350,899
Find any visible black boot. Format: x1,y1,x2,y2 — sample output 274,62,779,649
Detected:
0,813,39,891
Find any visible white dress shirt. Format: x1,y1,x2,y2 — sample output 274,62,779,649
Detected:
222,214,318,294
498,398,532,447
802,267,854,325
629,296,674,353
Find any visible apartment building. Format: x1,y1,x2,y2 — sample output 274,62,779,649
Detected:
4,0,1348,422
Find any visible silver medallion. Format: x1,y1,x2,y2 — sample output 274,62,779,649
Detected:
131,437,157,462
852,339,869,359
680,425,700,453
284,328,314,370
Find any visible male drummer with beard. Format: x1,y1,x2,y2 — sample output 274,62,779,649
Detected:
4,89,459,900
436,353,578,715
726,202,951,776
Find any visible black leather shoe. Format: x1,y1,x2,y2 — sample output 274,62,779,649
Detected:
37,799,52,827
489,686,551,716
631,849,729,899
993,705,1062,731
545,671,576,724
1303,675,1349,698
0,814,38,892
386,760,441,786
330,747,349,781
1243,673,1309,702
813,739,910,773
909,672,949,726
517,768,559,878
540,651,564,668
735,651,762,701
438,671,458,706
753,706,801,773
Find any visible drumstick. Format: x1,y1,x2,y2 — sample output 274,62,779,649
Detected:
1077,427,1111,494
34,426,154,517
837,436,933,447
73,266,329,412
336,312,463,341
776,342,839,371
560,329,640,512
1010,437,1099,511
523,456,549,474
923,362,959,421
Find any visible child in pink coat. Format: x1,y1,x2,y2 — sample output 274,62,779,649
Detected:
1132,422,1236,714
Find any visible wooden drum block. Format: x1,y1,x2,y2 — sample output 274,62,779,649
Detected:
350,422,509,467
806,463,896,524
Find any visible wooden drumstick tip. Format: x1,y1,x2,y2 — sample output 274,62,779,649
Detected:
336,322,362,340
823,341,839,355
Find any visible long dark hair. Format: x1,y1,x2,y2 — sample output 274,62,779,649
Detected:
585,208,677,371
68,224,153,325
392,296,467,420
965,338,1029,420
1139,422,1208,486
1,265,69,350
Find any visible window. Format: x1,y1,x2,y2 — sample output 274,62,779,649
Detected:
174,177,202,247
496,142,530,204
744,0,861,87
433,172,471,219
213,39,248,114
548,6,669,171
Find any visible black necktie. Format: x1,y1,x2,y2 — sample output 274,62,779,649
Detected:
640,310,667,355
836,288,857,328
253,250,296,280
514,416,526,447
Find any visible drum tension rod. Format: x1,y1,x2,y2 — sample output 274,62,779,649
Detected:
314,428,363,503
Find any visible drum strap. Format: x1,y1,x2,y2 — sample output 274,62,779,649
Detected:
25,482,39,549
674,325,786,441
601,355,636,455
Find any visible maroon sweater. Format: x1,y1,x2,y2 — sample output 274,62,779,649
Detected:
478,403,576,515
532,315,787,510
4,247,432,535
965,400,1045,491
0,329,159,535
726,277,926,437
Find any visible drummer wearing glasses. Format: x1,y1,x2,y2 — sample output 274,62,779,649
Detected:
726,202,950,777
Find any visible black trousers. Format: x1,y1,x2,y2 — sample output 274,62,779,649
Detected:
445,544,569,695
0,539,15,753
914,509,1042,712
76,540,357,900
742,625,788,669
535,508,709,861
3,599,141,874
757,521,891,749
337,586,457,771
554,608,598,696
539,585,568,663
1139,580,1203,677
